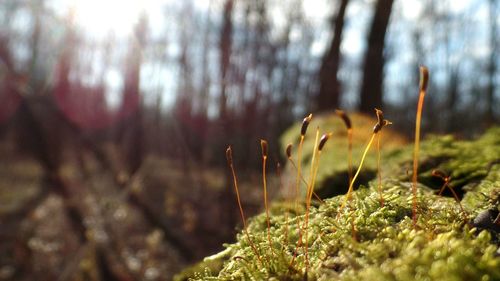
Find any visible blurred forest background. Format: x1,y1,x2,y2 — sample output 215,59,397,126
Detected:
0,0,498,280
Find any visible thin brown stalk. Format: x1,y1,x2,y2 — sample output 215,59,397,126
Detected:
377,133,384,207
226,146,263,265
303,129,319,272
432,170,468,222
277,162,289,251
338,109,391,215
260,139,275,258
286,156,325,204
295,114,312,214
412,66,429,228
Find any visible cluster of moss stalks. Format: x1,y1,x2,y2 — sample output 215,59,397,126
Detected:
175,122,500,281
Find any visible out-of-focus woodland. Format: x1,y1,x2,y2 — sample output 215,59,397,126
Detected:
0,0,498,280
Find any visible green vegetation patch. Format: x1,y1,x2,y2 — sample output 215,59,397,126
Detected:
280,112,407,198
175,126,500,281
390,127,500,192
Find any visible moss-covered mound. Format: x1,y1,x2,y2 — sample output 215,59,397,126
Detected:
175,125,500,281
280,112,407,198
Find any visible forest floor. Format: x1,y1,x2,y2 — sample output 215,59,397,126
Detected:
0,142,271,281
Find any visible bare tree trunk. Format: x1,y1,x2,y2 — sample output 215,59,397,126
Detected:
219,0,234,120
199,1,212,117
117,14,147,176
28,0,43,93
217,0,238,233
359,0,394,113
486,0,498,124
198,0,212,164
317,0,349,112
275,2,302,135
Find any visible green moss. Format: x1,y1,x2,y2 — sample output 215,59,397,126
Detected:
173,256,226,281
389,127,500,191
177,126,500,281
280,112,407,198
462,163,500,217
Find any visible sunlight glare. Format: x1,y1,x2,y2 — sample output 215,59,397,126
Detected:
69,0,145,38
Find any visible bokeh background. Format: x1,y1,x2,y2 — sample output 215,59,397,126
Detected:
0,0,498,280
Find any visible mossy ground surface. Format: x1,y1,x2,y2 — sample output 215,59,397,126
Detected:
279,113,407,198
174,122,500,281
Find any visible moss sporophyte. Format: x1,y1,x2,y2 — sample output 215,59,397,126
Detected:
175,67,500,281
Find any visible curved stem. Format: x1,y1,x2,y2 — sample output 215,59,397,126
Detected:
377,133,384,207
227,159,263,266
339,133,377,214
412,89,426,227
262,154,275,257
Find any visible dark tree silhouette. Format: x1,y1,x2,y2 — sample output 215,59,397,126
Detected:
359,0,394,113
117,14,148,176
317,0,350,112
486,0,498,124
219,0,234,120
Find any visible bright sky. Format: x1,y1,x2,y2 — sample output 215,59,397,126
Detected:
50,0,448,58
45,0,491,110
51,0,168,38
